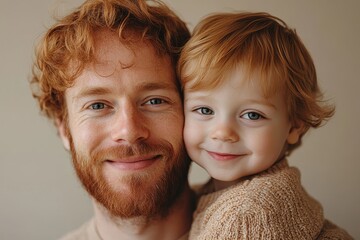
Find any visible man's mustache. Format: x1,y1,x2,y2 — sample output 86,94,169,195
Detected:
90,141,173,162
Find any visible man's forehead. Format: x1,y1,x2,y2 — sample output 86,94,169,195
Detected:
91,29,171,74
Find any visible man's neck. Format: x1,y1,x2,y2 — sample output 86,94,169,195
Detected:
93,184,195,240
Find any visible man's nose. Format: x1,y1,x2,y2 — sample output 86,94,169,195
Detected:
210,121,239,143
110,103,150,144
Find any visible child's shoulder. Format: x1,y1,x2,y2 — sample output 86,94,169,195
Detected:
231,159,302,199
195,160,297,211
191,160,325,239
250,159,302,193
201,159,314,214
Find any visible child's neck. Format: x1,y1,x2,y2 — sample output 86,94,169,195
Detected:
212,157,287,192
213,178,242,192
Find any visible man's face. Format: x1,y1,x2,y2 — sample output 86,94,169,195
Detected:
59,30,189,218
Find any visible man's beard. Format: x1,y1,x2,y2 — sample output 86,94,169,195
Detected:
69,137,190,220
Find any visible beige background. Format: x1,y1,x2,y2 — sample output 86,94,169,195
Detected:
1,0,359,239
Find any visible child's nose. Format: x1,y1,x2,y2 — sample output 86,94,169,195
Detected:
210,123,239,143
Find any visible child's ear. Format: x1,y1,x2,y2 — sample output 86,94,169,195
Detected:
56,119,70,151
287,121,305,145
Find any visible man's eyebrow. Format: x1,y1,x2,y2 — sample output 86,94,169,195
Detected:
135,82,177,91
73,82,177,100
73,87,112,101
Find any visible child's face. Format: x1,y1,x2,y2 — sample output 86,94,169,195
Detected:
183,67,302,186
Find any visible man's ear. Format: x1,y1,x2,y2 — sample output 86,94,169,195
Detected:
56,119,70,151
287,121,305,145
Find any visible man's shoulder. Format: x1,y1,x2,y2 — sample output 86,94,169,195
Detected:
59,218,97,240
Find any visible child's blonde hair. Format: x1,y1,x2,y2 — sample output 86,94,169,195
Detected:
178,12,334,153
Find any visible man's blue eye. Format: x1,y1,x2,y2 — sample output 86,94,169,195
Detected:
196,107,214,115
148,98,164,105
243,112,262,120
90,103,105,110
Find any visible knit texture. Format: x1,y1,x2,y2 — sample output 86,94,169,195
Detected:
189,159,353,240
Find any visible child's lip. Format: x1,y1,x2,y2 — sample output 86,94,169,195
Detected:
206,150,244,161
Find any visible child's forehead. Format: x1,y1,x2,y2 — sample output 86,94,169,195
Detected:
187,62,282,88
233,62,286,95
184,73,286,114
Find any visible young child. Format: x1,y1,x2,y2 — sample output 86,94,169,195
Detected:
178,12,353,239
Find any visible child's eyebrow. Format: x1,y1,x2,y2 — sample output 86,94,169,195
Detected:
184,95,277,110
245,99,277,110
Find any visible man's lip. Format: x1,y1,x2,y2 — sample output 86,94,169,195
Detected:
206,151,243,161
107,154,160,163
105,155,161,170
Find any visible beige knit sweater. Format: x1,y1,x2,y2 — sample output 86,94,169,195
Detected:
189,159,353,240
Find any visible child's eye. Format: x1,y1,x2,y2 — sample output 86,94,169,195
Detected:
195,107,214,115
242,112,262,120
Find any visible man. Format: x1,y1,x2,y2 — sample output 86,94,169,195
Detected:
31,0,194,239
